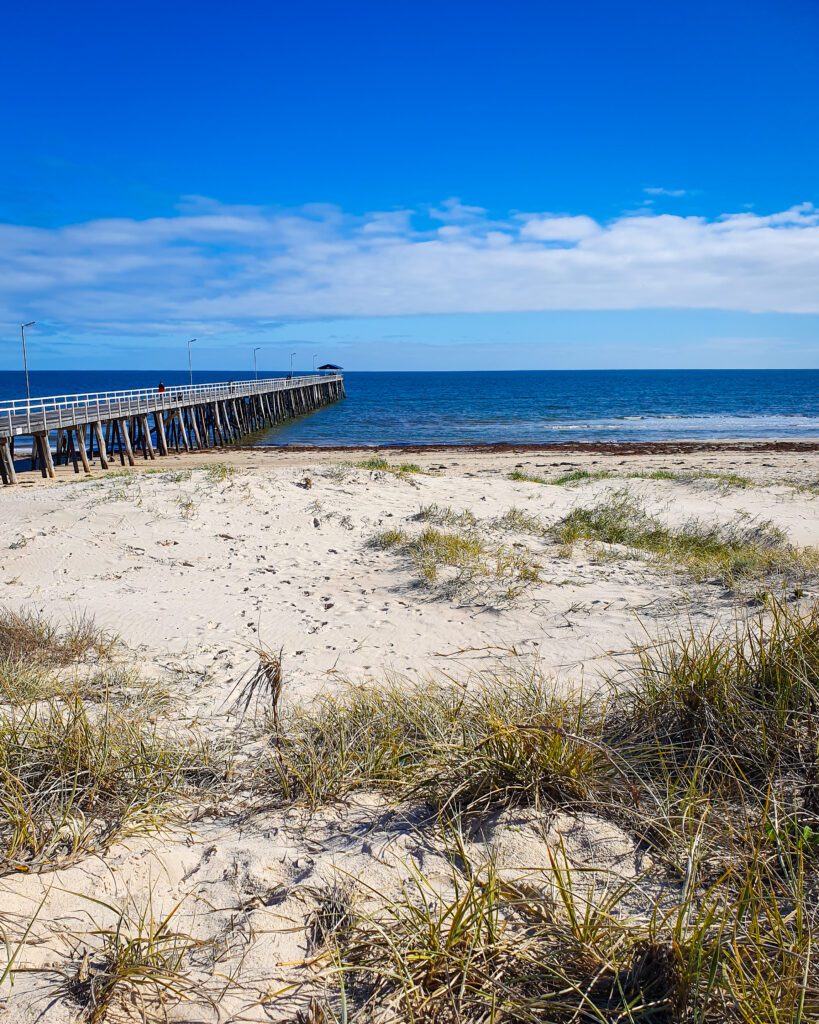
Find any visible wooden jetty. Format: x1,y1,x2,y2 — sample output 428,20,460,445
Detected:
0,374,345,484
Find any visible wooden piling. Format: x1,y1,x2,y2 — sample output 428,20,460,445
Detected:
0,440,16,485
93,421,109,469
75,426,92,473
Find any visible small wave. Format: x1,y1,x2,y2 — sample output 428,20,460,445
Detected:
548,414,819,434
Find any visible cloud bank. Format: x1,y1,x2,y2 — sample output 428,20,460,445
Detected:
3,198,819,334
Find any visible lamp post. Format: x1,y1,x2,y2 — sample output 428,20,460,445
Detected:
312,353,317,373
253,347,261,380
187,338,196,387
290,352,296,378
20,322,35,403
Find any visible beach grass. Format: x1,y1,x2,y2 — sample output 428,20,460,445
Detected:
0,689,224,872
368,522,541,601
0,608,117,666
551,489,819,586
266,674,604,811
329,832,817,1023
59,897,203,1023
551,468,614,485
508,469,551,484
494,506,549,536
510,467,756,488
204,461,236,483
354,456,425,476
271,599,819,1022
413,502,479,529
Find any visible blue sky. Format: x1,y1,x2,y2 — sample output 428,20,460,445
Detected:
2,0,818,370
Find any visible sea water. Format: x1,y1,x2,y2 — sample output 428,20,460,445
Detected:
1,369,817,446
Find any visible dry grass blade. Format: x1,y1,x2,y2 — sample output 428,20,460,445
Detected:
305,878,359,953
230,642,284,730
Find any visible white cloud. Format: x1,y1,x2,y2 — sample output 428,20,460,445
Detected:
3,200,819,335
644,187,689,197
518,214,601,242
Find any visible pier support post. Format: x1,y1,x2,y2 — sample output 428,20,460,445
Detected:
119,419,136,466
154,411,169,456
186,406,202,449
140,415,156,459
35,432,56,479
92,422,109,469
75,426,92,474
212,401,224,445
0,439,16,485
174,409,190,451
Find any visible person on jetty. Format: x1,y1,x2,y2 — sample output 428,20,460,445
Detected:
158,381,166,393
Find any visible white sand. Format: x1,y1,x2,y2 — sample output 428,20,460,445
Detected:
1,446,817,1020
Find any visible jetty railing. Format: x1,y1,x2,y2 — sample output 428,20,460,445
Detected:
0,373,345,484
0,375,340,438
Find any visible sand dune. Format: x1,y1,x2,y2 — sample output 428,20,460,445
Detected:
1,446,818,1020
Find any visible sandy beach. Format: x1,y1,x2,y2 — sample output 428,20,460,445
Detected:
2,444,818,1021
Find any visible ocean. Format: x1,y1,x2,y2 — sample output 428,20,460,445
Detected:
1,369,818,446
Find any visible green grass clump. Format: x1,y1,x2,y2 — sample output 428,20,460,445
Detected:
267,677,606,812
356,456,391,471
374,524,541,600
551,490,818,587
631,468,754,488
495,506,548,536
157,469,193,483
510,466,757,488
355,456,424,476
633,467,680,481
0,658,59,706
368,527,408,549
551,468,613,485
613,598,819,789
204,462,236,483
336,834,818,1024
61,898,203,1023
0,661,169,714
410,526,485,584
508,469,550,484
0,693,223,872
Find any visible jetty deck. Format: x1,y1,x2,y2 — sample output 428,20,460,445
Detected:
0,374,345,484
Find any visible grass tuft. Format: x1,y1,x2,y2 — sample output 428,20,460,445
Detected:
368,519,541,602
0,692,224,872
62,898,204,1023
551,468,614,485
204,462,236,483
413,503,478,529
266,677,607,812
354,457,425,477
551,489,819,587
0,609,117,666
368,527,408,550
508,469,550,484
494,506,548,536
